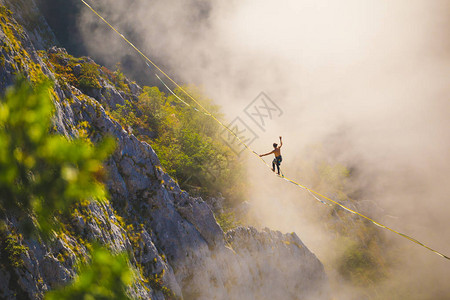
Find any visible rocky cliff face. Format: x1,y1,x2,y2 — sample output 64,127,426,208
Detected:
0,1,329,299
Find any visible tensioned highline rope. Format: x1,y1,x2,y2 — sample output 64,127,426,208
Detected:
80,0,450,261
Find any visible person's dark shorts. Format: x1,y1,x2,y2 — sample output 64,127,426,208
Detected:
273,155,282,165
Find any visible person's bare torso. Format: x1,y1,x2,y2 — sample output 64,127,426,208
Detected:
273,148,281,157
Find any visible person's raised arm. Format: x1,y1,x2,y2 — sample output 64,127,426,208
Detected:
279,136,283,148
259,150,274,157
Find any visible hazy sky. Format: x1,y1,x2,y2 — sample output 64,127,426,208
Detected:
78,1,450,298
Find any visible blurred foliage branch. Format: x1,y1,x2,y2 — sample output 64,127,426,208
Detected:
0,78,115,234
45,244,133,300
0,78,133,298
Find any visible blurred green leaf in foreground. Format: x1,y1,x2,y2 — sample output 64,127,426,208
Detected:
0,78,133,298
45,244,133,300
0,78,115,234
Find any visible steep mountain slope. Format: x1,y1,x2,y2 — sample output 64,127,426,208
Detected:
0,1,330,299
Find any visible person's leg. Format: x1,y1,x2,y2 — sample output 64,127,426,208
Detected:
272,159,276,172
276,156,282,174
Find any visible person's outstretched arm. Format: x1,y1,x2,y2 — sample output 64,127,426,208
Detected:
259,150,274,157
279,136,283,148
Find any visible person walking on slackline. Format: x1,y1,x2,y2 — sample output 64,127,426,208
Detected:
259,136,283,175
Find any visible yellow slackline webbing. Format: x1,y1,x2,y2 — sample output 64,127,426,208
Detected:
80,0,450,261
154,72,191,107
154,71,209,115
